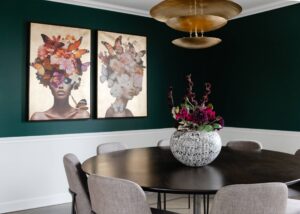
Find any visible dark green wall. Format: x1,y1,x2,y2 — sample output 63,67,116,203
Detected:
194,4,300,132
1,0,300,137
0,0,196,137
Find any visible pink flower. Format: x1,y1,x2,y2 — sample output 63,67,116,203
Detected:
180,107,188,118
176,107,193,121
59,58,75,75
175,113,181,120
204,107,216,121
38,46,51,60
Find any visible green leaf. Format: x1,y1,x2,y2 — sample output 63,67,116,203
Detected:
197,125,213,132
207,103,214,109
213,123,222,129
204,125,214,132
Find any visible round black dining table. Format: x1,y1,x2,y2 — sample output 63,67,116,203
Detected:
82,146,300,214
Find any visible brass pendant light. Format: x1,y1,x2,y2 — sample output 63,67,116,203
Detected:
150,0,242,49
166,15,227,33
172,36,222,49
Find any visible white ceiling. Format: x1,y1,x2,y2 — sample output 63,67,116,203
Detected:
48,0,299,19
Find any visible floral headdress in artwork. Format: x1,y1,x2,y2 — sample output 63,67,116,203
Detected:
98,35,146,99
31,34,90,90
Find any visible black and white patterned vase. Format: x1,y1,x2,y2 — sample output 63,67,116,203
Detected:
170,130,222,167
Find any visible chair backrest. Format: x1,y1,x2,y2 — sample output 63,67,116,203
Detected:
63,153,92,214
226,140,262,152
295,149,300,157
157,138,170,147
97,142,127,155
88,175,152,214
210,183,287,214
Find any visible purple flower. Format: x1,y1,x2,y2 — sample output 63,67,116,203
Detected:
217,116,224,127
192,108,208,124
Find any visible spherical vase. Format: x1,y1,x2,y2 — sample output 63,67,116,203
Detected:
170,130,222,167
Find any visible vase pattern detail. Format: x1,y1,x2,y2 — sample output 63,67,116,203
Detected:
170,130,222,167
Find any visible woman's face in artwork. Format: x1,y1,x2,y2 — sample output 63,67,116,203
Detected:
50,81,73,100
121,84,138,100
116,73,143,100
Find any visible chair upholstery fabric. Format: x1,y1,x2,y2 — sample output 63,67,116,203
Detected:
226,140,262,152
286,199,300,214
97,142,127,155
63,154,92,214
288,149,300,199
157,139,170,147
88,175,179,214
210,183,287,214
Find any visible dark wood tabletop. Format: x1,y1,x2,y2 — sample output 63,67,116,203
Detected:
82,147,300,194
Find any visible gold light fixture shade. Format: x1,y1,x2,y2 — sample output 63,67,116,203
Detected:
150,0,241,49
172,37,222,49
166,15,227,33
150,0,242,22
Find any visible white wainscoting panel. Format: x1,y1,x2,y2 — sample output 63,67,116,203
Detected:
0,128,174,213
0,127,300,213
220,127,300,154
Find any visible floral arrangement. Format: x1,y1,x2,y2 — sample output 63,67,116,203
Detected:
168,74,224,132
31,34,90,89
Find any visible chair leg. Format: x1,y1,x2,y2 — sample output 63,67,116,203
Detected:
203,194,210,214
163,193,166,210
69,189,76,214
188,194,191,209
207,194,210,214
203,194,207,214
157,192,162,209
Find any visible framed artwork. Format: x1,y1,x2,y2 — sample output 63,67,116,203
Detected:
97,31,147,118
29,23,91,121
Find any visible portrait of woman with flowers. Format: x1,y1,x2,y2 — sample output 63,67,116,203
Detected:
97,31,147,118
29,23,91,121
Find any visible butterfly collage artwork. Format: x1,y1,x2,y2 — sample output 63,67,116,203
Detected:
97,31,147,118
28,23,147,121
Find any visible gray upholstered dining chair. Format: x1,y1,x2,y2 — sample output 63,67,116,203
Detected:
88,175,179,214
295,149,300,157
288,149,300,199
287,198,300,214
156,139,191,210
210,183,288,214
226,140,263,152
96,142,127,155
157,138,170,147
63,153,92,214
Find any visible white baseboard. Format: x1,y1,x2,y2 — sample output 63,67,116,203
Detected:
0,193,70,214
1,127,300,213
